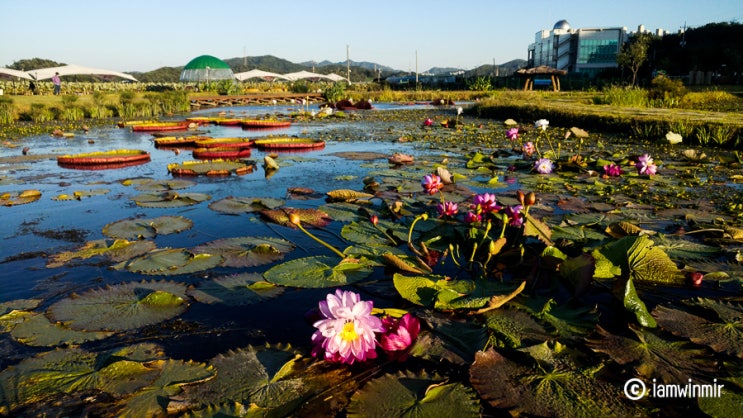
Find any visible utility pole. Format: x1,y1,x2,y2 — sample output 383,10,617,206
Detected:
415,50,419,86
243,46,247,68
346,45,351,84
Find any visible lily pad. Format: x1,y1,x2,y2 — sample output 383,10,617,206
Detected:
0,190,41,206
48,280,190,331
187,273,284,306
347,371,481,418
263,256,373,288
597,235,683,285
52,189,110,201
653,302,743,358
209,196,285,214
9,312,114,347
46,239,156,268
132,191,211,208
119,248,223,275
260,208,332,228
123,178,196,191
102,216,193,240
192,236,294,267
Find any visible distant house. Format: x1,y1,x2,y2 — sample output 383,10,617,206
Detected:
527,20,661,77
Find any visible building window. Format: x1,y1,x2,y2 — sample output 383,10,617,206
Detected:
577,39,618,64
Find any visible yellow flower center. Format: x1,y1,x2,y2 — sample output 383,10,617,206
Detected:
339,321,358,342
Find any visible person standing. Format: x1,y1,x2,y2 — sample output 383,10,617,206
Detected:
52,72,61,95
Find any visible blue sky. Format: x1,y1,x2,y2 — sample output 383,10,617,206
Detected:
1,0,740,73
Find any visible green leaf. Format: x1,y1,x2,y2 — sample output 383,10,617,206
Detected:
102,216,193,239
46,239,156,268
623,278,657,327
192,236,295,268
408,312,488,365
10,312,114,347
132,191,211,208
598,235,683,284
653,303,743,358
48,280,189,331
551,225,607,242
484,308,551,349
187,273,284,306
523,212,554,246
264,256,373,288
341,220,407,248
698,376,743,417
208,196,285,214
118,248,223,276
347,371,481,418
652,234,722,260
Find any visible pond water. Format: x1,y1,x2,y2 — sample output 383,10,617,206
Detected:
1,102,742,416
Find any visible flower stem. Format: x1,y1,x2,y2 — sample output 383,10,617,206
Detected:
296,223,346,258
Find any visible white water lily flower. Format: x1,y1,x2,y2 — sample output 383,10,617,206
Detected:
535,119,549,130
665,131,683,144
457,107,463,115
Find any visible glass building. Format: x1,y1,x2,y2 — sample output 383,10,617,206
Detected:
527,20,629,77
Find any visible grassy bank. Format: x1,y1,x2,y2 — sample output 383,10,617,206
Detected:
470,90,743,149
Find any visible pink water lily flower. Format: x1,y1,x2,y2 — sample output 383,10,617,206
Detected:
436,201,459,218
421,174,444,195
472,193,501,214
311,289,384,364
464,211,482,224
534,158,554,174
503,205,524,227
603,163,623,177
506,127,519,141
380,313,420,361
636,153,658,176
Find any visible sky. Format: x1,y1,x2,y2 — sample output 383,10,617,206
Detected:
1,0,740,73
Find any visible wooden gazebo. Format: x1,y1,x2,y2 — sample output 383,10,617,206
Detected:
515,66,568,91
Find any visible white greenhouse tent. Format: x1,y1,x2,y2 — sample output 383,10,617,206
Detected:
30,64,138,82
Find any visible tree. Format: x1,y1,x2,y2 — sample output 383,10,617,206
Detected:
617,33,654,86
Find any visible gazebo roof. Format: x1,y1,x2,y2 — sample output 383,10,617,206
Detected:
515,66,567,76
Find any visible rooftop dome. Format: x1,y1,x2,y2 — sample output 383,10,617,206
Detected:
553,20,571,30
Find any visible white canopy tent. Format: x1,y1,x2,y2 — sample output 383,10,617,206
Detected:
235,69,289,81
326,73,350,83
0,67,34,81
30,64,138,82
283,71,337,82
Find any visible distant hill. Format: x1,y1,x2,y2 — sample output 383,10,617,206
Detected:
427,67,464,75
466,59,527,77
302,60,396,72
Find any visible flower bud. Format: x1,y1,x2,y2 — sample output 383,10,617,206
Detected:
370,215,379,225
525,192,536,206
420,213,429,221
516,190,525,206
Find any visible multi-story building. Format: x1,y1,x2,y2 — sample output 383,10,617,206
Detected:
527,20,630,77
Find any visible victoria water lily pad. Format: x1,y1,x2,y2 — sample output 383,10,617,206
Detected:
192,236,294,267
132,191,211,208
263,256,373,288
48,280,189,331
187,273,284,306
102,216,193,240
208,196,285,214
347,371,481,418
46,239,156,268
119,248,223,275
168,160,254,176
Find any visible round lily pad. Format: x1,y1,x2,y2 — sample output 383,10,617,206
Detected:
121,248,223,276
192,236,294,267
132,191,211,208
48,280,190,331
103,216,193,240
187,273,284,306
209,196,285,214
263,256,373,288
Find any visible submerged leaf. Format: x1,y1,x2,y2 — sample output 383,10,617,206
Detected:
46,239,156,268
132,191,211,208
209,196,285,214
598,235,683,284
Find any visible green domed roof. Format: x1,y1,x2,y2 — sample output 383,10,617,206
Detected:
180,55,234,82
183,55,231,70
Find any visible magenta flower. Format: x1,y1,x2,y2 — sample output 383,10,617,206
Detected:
522,141,535,158
464,211,482,224
503,205,524,227
423,118,434,126
534,158,554,174
436,201,459,218
311,289,384,364
380,313,420,361
421,174,444,195
603,163,623,177
635,154,658,176
472,193,501,214
506,127,519,141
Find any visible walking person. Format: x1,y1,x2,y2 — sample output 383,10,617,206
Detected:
52,72,61,95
